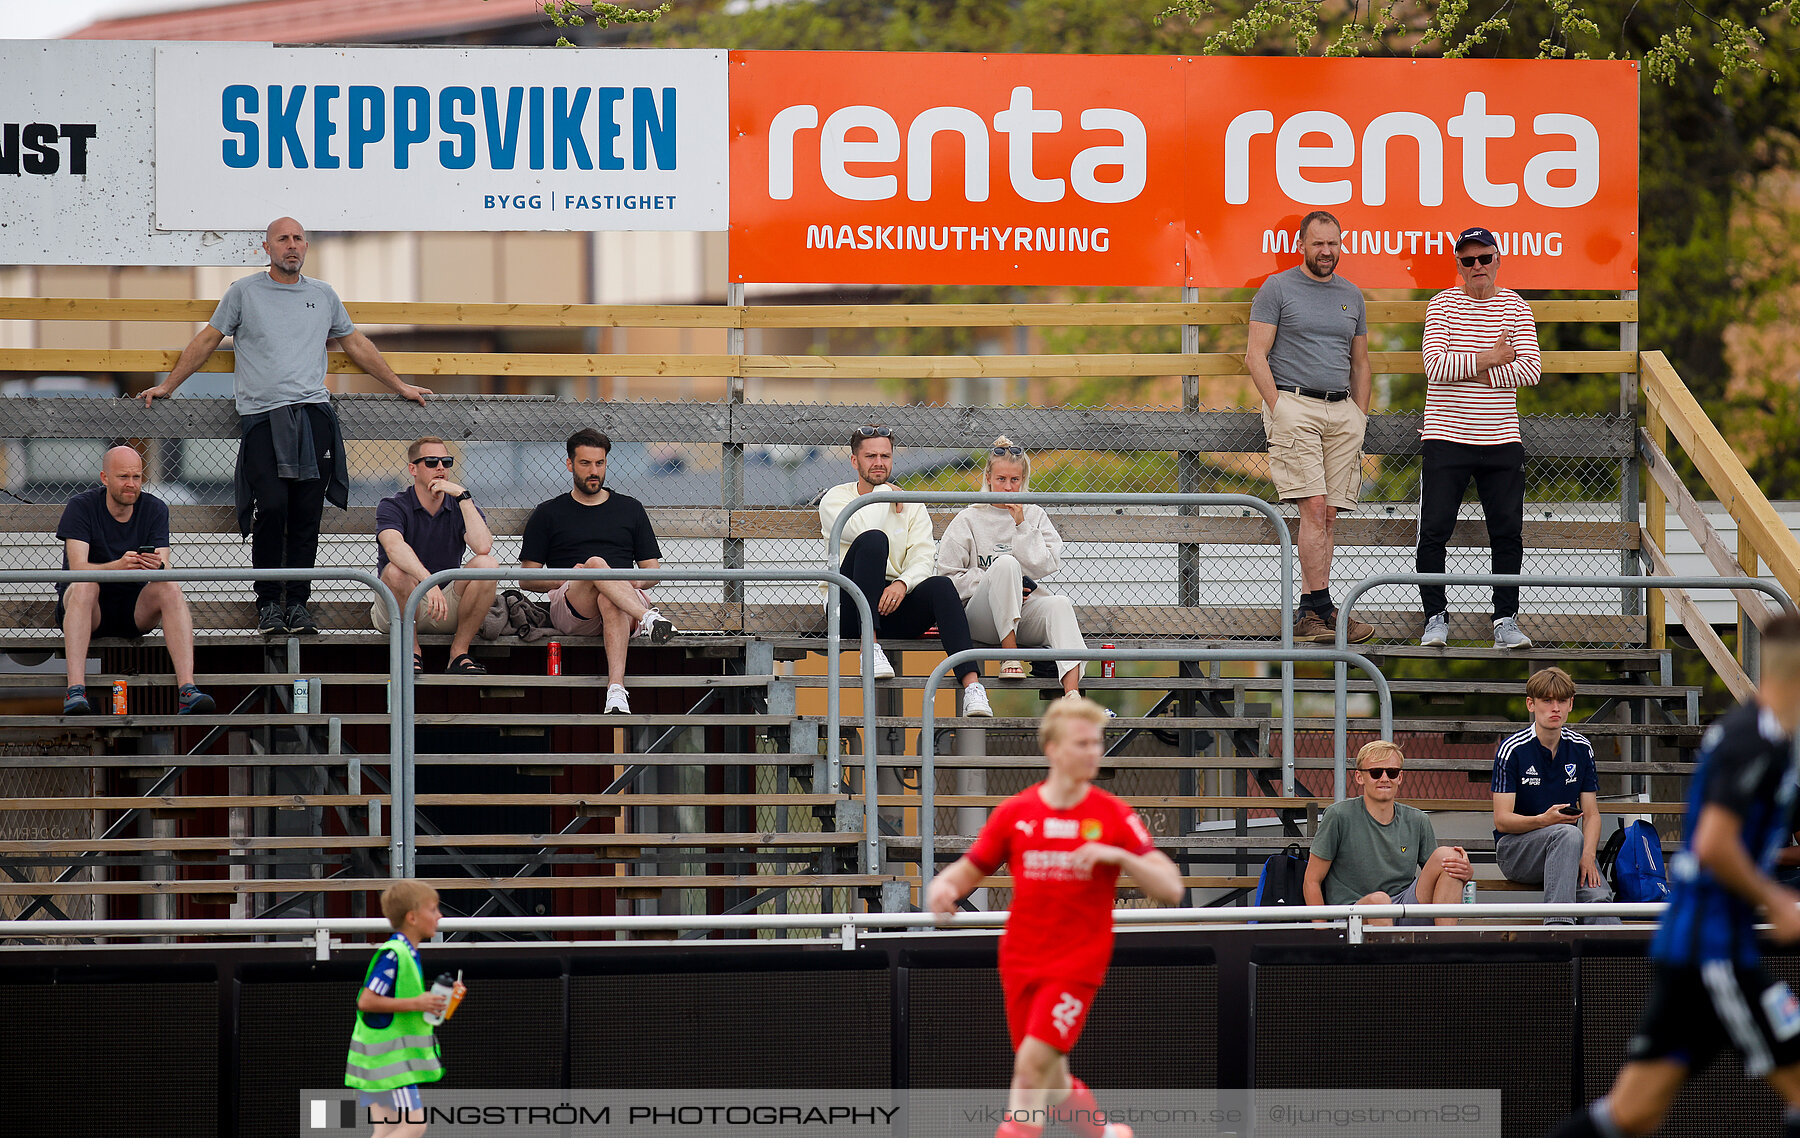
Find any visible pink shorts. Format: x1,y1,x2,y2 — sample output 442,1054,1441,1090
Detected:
548,582,648,636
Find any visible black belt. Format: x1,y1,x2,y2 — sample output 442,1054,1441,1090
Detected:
1275,384,1349,403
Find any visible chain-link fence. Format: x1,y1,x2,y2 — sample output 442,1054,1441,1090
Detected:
0,394,1633,645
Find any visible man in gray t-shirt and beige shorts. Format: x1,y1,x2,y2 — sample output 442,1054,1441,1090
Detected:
1248,210,1374,644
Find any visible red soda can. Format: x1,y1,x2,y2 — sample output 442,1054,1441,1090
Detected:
1101,644,1115,679
111,679,127,715
547,641,562,676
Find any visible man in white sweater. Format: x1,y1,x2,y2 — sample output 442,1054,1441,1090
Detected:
819,425,991,715
1416,225,1543,651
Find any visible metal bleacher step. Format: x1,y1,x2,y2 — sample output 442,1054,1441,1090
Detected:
1,672,776,690
804,713,1703,739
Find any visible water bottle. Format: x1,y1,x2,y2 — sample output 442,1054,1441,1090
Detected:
422,972,457,1025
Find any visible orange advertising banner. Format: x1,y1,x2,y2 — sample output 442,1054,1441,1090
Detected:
1186,57,1638,290
729,51,1188,287
730,53,1638,290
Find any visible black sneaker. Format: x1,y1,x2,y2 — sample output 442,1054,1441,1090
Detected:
285,602,319,635
63,685,91,715
257,602,285,637
177,684,215,715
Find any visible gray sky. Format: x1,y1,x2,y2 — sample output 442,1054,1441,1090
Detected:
3,0,242,39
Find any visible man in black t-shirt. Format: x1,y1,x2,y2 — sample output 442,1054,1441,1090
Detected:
55,447,213,716
519,429,673,714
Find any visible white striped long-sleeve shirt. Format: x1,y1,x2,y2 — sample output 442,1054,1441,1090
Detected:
1421,288,1542,445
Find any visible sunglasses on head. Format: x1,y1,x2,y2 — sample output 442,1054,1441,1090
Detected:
991,446,1024,457
854,426,893,439
1362,766,1403,780
1458,252,1496,268
413,456,454,469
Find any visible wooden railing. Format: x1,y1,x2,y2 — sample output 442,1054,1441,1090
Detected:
1638,350,1800,699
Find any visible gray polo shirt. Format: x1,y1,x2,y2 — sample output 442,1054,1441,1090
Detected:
209,271,355,414
1249,266,1367,393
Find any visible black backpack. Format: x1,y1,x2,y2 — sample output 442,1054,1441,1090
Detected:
1255,843,1309,906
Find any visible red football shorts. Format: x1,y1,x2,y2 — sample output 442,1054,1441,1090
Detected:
1003,974,1099,1053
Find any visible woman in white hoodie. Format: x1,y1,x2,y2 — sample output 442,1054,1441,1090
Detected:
935,437,1090,697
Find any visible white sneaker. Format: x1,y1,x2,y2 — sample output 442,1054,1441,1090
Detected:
632,609,674,645
1493,616,1534,650
1420,612,1449,648
603,684,631,714
961,681,993,718
1064,690,1118,717
868,644,896,680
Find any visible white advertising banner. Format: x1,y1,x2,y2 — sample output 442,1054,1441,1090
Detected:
154,46,730,232
0,41,262,266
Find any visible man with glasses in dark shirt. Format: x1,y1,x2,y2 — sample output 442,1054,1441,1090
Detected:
373,437,498,675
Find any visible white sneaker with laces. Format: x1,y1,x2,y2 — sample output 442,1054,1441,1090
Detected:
603,684,631,714
869,644,896,680
961,681,993,718
632,608,675,644
1493,616,1534,650
1420,612,1449,648
1064,690,1118,717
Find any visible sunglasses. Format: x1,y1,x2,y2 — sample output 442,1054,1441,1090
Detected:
1458,253,1496,268
991,446,1024,457
413,456,454,469
1362,767,1403,780
854,426,893,439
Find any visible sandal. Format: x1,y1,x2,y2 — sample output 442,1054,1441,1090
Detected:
413,653,424,675
998,660,1027,680
446,653,488,675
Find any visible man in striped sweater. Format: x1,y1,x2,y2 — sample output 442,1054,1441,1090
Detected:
1416,226,1543,650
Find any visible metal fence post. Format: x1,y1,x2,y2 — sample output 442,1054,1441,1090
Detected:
723,282,747,613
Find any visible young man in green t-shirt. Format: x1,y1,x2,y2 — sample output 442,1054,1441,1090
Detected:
1303,740,1473,926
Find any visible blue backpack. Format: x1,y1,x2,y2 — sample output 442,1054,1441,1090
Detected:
1600,819,1670,903
1254,844,1309,907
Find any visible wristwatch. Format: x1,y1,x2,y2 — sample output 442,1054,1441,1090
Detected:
455,491,473,502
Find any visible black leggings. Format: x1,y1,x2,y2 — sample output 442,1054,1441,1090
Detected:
837,531,978,681
240,405,332,606
1415,439,1525,620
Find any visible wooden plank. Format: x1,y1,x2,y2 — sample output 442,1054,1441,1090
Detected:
0,874,896,896
0,504,727,540
838,715,1695,737
0,297,1638,327
0,792,841,810
1639,427,1782,630
2,597,738,633
1642,533,1756,702
1641,351,1800,615
881,794,1686,812
746,602,1645,644
730,508,1634,551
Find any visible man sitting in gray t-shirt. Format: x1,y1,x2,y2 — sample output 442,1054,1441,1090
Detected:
1304,741,1472,926
142,217,429,636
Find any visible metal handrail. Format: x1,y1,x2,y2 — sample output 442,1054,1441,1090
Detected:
1334,572,1798,800
0,902,1677,954
403,567,880,877
824,490,1301,779
914,646,1393,885
0,567,402,867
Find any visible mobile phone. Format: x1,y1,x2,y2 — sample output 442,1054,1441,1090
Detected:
1559,804,1582,816
138,545,159,554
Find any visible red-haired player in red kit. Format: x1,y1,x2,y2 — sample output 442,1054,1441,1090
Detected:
927,696,1184,1138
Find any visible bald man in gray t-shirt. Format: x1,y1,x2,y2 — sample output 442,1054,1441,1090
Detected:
142,217,430,633
1247,211,1373,645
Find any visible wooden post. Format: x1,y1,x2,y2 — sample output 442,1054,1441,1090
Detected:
1645,405,1667,650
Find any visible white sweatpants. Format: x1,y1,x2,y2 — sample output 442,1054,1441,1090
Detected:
963,554,1088,681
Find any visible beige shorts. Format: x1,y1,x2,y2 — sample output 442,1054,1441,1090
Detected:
548,581,648,636
1262,392,1367,512
370,578,471,633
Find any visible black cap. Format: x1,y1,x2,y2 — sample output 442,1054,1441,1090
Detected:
1455,226,1498,253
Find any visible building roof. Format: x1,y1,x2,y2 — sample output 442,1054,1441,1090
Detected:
70,0,549,43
